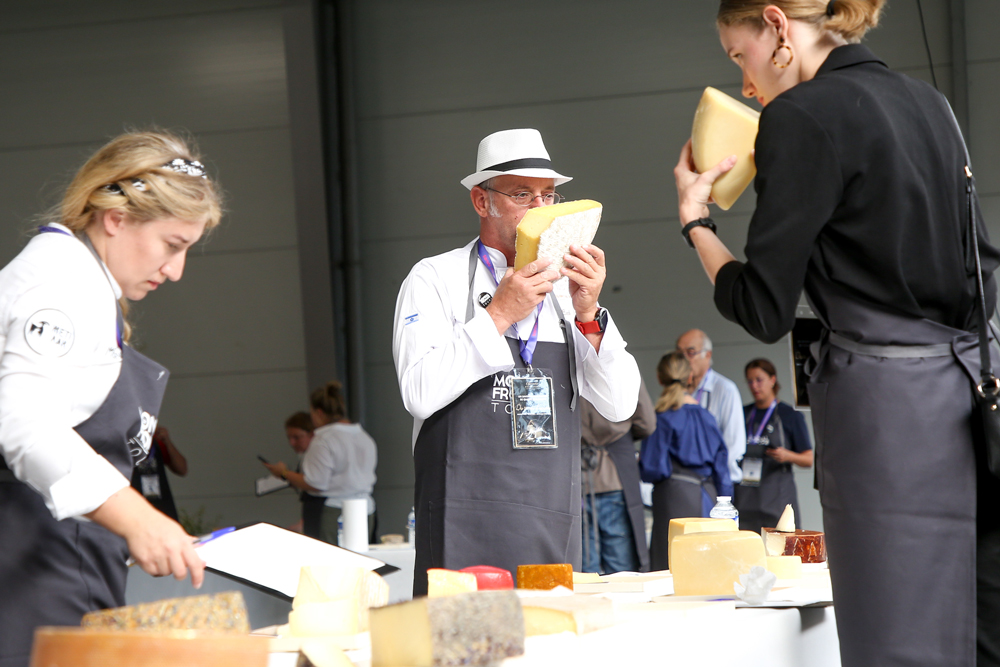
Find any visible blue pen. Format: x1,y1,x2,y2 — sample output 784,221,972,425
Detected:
194,526,236,547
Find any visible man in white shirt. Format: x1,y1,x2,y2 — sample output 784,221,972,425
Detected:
676,329,747,484
393,128,640,594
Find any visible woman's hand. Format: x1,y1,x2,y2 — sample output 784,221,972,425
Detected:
86,487,205,587
263,460,288,479
674,139,737,224
766,447,794,463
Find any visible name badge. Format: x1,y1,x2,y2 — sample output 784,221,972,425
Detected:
140,474,162,499
741,457,763,486
510,367,557,449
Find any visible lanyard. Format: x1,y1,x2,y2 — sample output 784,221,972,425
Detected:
477,240,543,366
38,225,123,348
694,369,713,404
746,400,778,444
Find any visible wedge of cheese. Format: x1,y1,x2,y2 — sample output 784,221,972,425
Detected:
427,568,479,596
460,565,514,590
291,566,388,633
520,595,615,636
293,566,364,608
516,563,574,591
80,592,250,633
691,86,760,210
369,590,525,667
766,555,803,580
667,517,739,568
288,599,359,637
513,199,602,272
671,530,767,596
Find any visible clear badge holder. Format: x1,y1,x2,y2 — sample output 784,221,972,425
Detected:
510,366,558,449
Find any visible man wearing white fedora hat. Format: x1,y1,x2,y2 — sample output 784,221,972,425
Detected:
393,128,640,595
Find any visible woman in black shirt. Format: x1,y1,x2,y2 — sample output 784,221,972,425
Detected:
673,1,1000,665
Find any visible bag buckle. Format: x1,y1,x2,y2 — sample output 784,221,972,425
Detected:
978,375,1000,402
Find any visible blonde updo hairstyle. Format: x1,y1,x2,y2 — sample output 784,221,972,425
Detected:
52,131,222,342
717,0,886,43
655,351,693,413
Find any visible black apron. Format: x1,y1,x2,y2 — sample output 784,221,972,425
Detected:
602,432,650,572
0,232,169,667
411,244,581,595
131,440,178,521
648,462,717,571
733,408,800,536
806,278,994,667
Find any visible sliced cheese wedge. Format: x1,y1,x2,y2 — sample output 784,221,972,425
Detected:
671,530,767,596
513,199,602,272
775,504,795,532
427,568,478,596
520,595,615,636
691,86,760,210
667,517,738,567
288,598,359,637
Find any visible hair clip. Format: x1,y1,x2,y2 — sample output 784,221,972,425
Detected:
163,158,208,179
826,0,836,16
104,179,147,195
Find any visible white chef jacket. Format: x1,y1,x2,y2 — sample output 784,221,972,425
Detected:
393,238,641,446
0,223,127,520
301,422,378,513
695,368,748,484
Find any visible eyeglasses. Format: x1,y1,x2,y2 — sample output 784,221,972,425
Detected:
680,347,707,359
484,187,565,207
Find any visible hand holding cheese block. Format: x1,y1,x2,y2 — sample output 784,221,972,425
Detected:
671,530,766,596
513,199,602,272
369,590,525,667
667,517,739,568
690,87,760,210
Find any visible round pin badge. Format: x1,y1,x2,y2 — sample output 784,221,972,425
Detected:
24,309,75,357
478,292,493,308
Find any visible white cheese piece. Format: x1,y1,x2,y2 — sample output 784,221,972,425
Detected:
520,596,615,636
691,86,760,210
514,200,602,272
776,504,795,532
427,568,479,596
766,555,803,580
288,599,359,637
671,530,767,596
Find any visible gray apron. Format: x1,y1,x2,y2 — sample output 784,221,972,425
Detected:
648,462,717,571
411,244,581,595
603,432,650,572
733,409,800,536
806,279,992,667
0,230,169,667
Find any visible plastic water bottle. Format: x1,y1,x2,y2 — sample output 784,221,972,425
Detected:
407,506,416,545
709,496,739,528
337,516,344,547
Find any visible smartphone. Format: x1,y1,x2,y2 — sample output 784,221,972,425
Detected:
257,454,270,464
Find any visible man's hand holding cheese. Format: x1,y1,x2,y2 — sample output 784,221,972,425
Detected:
393,128,639,596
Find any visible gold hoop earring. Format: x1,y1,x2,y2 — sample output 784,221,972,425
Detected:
771,37,794,69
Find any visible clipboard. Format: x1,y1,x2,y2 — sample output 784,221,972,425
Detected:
255,475,290,497
194,522,399,601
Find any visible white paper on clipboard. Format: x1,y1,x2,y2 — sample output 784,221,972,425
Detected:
195,523,386,599
255,474,290,496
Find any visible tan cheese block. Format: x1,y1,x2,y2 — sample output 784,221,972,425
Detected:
369,590,524,667
517,563,574,591
691,86,760,210
288,599,359,637
667,517,738,567
571,571,602,584
80,592,249,634
766,555,803,580
297,639,354,667
520,596,615,636
671,530,767,596
293,566,365,608
427,568,479,596
513,199,602,271
30,628,268,667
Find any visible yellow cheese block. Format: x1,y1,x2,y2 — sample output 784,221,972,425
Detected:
520,595,615,636
691,86,760,210
427,568,478,596
667,517,738,567
671,530,767,596
766,555,803,580
571,571,602,584
288,599,359,637
513,199,602,272
369,590,525,667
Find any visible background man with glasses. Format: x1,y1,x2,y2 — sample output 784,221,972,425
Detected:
393,128,640,595
676,329,746,485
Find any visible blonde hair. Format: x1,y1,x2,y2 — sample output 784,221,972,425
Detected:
655,351,692,413
50,131,222,342
310,380,348,422
717,0,885,43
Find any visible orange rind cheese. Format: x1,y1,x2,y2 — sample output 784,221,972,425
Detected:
516,563,573,591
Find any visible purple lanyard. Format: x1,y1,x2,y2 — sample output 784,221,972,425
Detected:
746,400,778,445
694,369,713,404
38,226,123,348
477,240,543,366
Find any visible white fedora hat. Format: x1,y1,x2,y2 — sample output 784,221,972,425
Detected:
460,128,572,190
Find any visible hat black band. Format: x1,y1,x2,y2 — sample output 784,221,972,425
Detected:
483,157,553,172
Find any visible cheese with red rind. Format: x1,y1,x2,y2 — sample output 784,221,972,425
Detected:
459,565,514,590
762,528,827,563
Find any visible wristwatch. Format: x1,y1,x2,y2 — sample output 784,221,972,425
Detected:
681,217,717,248
575,307,609,335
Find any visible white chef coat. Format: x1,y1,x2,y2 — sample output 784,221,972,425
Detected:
695,368,748,484
393,238,641,446
0,223,127,520
301,422,378,513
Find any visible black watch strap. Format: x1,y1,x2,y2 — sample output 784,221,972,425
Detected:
681,217,717,248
